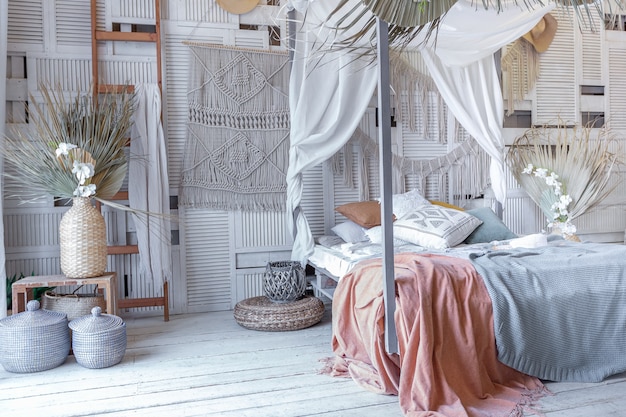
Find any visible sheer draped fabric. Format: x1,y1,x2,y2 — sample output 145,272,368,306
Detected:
287,0,553,264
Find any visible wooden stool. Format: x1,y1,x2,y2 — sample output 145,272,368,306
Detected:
12,273,117,316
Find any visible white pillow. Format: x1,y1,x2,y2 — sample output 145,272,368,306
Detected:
331,221,368,244
365,226,410,246
393,206,482,250
378,189,431,219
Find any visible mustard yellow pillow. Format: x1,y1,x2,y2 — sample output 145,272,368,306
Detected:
429,200,465,211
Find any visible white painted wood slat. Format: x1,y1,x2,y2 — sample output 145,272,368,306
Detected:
1,310,625,417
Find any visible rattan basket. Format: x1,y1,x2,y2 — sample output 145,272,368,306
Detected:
263,261,306,303
69,306,126,369
42,286,107,322
0,300,70,373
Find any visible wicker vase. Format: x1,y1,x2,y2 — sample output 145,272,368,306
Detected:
59,197,107,278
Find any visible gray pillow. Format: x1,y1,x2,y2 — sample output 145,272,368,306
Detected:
463,207,517,244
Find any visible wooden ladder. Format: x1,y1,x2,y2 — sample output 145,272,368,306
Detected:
90,0,168,321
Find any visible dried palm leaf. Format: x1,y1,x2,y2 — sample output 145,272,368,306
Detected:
317,0,625,56
506,120,622,222
2,83,135,202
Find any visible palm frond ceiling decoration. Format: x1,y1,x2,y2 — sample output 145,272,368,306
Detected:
323,0,625,52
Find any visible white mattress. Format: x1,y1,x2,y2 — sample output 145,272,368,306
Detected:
308,241,426,279
309,239,491,280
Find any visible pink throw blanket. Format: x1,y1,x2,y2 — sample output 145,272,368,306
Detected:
325,253,547,417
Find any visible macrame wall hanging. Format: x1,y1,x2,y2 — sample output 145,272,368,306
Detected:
501,38,540,116
331,127,492,206
179,43,290,211
389,51,447,142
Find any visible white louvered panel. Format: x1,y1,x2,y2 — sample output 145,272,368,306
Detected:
96,58,156,85
502,196,544,236
580,11,603,83
111,0,155,22
535,14,576,124
236,269,265,302
183,0,232,24
236,211,290,248
107,253,166,314
183,208,231,311
102,207,130,246
575,206,626,233
5,257,61,279
3,208,64,249
368,149,381,199
55,0,91,48
91,0,106,32
31,55,92,91
608,46,626,130
300,164,325,237
7,0,44,46
234,31,268,50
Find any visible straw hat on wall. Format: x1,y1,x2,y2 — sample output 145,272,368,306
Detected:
216,0,259,15
522,13,558,53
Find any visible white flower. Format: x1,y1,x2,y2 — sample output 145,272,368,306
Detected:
545,173,560,187
73,184,96,197
72,161,95,185
522,164,534,175
524,166,572,225
560,194,572,204
55,142,77,157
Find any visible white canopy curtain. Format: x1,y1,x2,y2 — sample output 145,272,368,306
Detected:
287,0,553,265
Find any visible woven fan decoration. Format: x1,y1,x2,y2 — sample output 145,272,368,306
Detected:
361,0,457,27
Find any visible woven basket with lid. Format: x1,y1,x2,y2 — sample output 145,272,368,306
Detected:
0,300,70,373
69,306,126,369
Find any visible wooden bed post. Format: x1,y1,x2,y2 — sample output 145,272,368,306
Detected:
376,17,398,354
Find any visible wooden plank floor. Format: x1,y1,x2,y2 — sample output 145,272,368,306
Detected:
1,306,625,417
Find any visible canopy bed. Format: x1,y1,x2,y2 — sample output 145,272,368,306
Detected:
286,1,626,416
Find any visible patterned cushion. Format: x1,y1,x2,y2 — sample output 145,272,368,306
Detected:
377,189,431,219
393,206,482,249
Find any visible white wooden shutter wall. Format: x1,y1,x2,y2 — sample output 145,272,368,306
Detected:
181,208,231,312
6,1,626,315
7,0,43,47
534,12,577,125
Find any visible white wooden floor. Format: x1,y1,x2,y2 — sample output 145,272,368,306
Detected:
2,305,626,417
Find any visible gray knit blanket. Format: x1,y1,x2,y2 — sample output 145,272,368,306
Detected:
469,239,626,382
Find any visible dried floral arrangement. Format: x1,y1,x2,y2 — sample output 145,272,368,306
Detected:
2,83,135,206
506,122,622,232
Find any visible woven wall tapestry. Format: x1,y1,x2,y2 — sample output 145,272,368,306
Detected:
180,43,290,211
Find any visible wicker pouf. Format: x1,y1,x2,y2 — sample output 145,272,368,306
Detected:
69,306,126,369
234,296,325,332
0,300,70,373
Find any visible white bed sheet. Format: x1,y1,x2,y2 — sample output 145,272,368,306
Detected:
309,239,492,280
